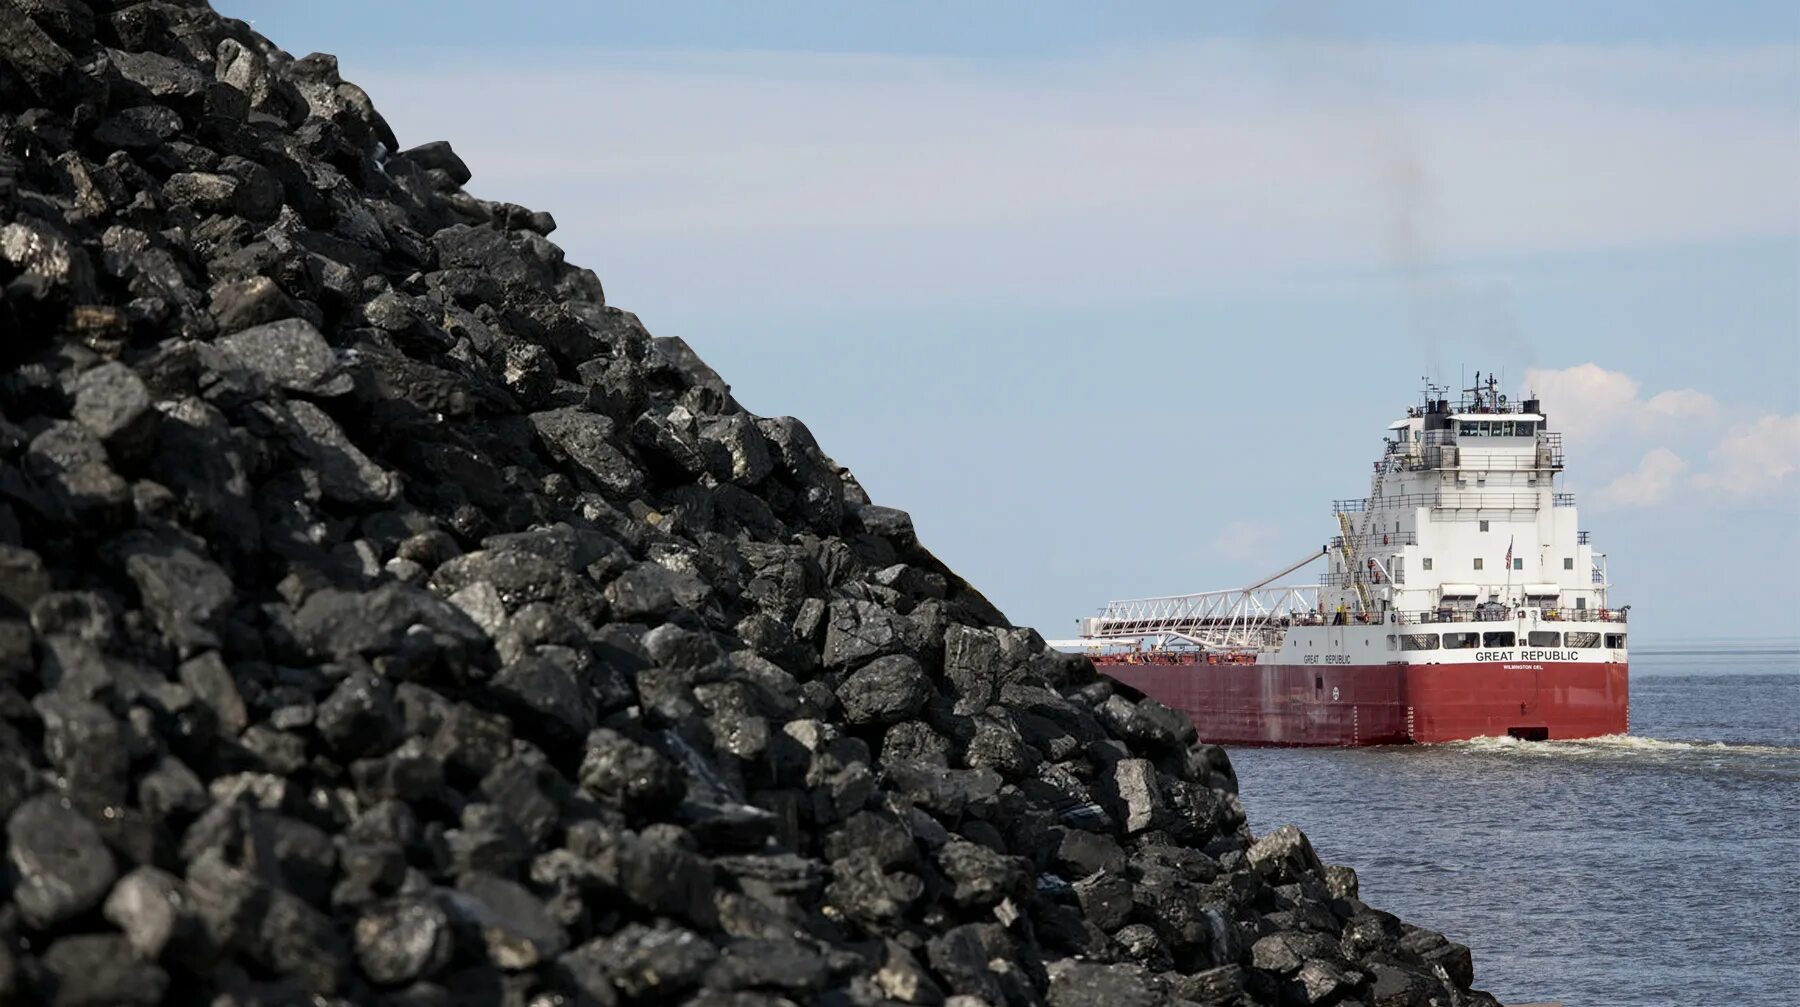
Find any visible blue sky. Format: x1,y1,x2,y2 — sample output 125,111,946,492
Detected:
224,2,1799,643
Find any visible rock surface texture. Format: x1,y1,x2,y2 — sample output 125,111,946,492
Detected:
0,4,1501,1005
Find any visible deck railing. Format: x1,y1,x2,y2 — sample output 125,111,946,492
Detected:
1393,606,1626,625
1334,491,1566,513
1328,531,1417,551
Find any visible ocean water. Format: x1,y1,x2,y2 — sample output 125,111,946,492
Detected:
1229,642,1800,1007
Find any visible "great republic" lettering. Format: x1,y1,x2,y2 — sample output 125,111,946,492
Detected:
1473,649,1580,662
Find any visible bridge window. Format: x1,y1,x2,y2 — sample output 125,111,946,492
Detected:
1401,634,1440,651
1513,558,1523,570
1480,520,1490,532
1606,633,1626,649
1422,558,1433,571
1443,632,1479,650
1473,558,1484,571
1528,631,1560,647
1483,631,1516,647
1564,557,1574,570
1566,631,1600,648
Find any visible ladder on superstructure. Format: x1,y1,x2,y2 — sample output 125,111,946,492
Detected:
1336,460,1391,612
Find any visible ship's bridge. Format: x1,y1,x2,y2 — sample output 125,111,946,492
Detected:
1323,373,1616,625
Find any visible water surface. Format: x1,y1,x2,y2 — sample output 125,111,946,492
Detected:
1230,642,1800,1006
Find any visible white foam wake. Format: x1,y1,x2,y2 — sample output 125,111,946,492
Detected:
1441,733,1796,756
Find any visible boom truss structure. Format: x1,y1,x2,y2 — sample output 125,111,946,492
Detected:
1079,583,1321,653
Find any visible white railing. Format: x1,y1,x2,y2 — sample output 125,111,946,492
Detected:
1337,491,1564,512
1081,585,1321,652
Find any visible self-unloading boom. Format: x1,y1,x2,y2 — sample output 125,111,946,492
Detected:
1079,549,1325,652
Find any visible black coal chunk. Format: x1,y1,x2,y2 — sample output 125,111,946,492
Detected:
579,727,686,813
34,933,169,1007
316,670,403,758
7,794,118,929
219,317,354,397
354,896,454,985
835,653,930,725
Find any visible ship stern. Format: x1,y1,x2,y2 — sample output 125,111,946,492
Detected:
1402,659,1628,743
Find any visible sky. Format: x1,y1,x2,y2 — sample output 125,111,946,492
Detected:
222,2,1800,644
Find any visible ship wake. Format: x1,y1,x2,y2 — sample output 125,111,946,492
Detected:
1442,733,1799,757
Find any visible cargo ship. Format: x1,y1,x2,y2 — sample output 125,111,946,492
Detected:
1064,374,1629,746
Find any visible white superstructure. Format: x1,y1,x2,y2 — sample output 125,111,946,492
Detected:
1326,373,1613,622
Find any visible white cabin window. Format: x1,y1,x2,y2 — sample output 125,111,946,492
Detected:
1479,520,1490,532
1564,557,1574,570
1513,558,1523,570
1422,558,1433,571
1473,558,1484,570
1575,597,1587,610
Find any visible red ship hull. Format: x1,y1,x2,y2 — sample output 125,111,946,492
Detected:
1096,657,1629,746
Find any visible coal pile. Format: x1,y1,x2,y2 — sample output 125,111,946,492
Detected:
0,4,1502,1005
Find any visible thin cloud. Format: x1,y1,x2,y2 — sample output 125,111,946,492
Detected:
1523,363,1719,444
1595,448,1688,509
1692,413,1800,500
357,40,1799,311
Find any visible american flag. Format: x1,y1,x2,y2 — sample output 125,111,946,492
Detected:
1505,537,1514,570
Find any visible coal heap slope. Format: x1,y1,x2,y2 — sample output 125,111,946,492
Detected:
0,5,1500,1006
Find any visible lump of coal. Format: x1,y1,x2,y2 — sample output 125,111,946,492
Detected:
8,794,118,929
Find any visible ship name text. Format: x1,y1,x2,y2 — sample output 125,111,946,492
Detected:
1475,649,1581,662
